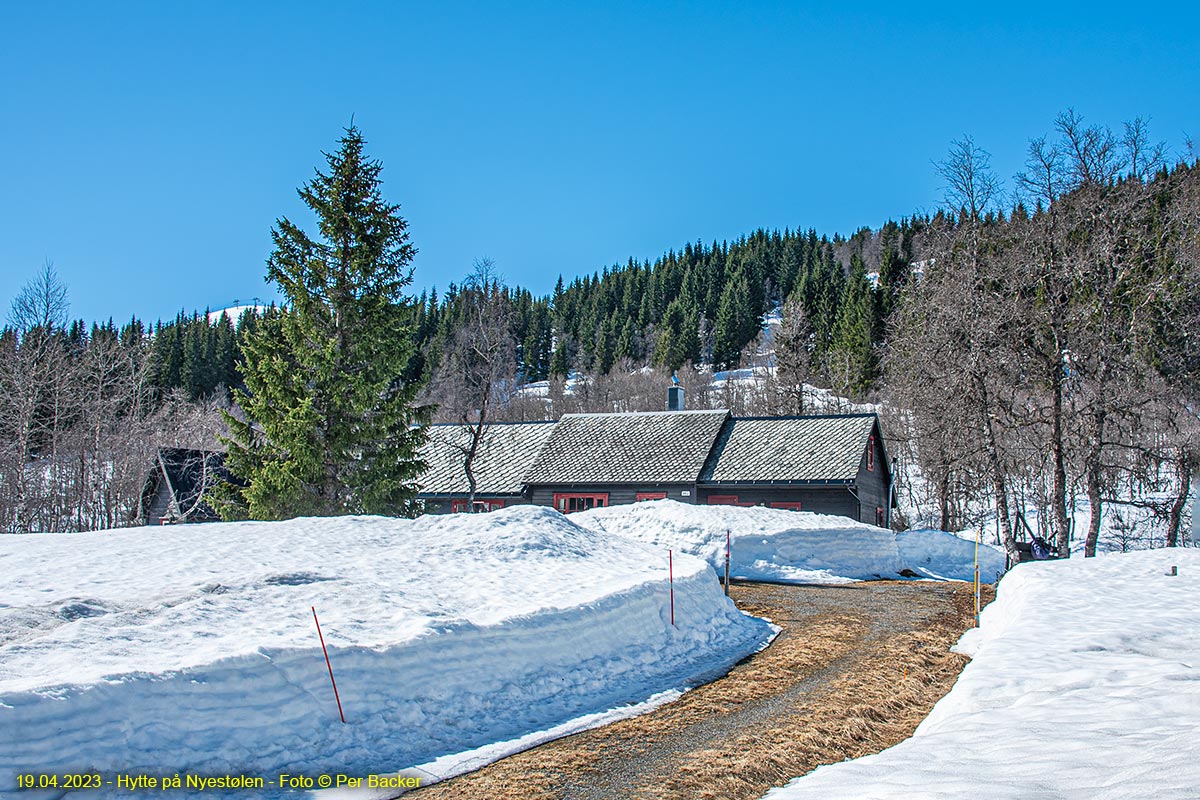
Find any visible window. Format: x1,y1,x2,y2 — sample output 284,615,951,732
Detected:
769,501,803,511
635,492,667,502
867,435,876,472
554,493,609,513
707,494,754,507
451,498,506,513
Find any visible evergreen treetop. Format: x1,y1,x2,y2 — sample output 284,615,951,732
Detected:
219,126,428,520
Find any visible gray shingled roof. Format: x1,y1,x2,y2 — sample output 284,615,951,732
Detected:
524,409,730,484
700,414,878,483
418,422,557,495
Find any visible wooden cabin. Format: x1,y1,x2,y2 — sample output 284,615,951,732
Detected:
417,411,893,526
418,421,557,513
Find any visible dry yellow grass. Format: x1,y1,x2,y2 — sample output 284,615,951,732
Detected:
408,581,990,800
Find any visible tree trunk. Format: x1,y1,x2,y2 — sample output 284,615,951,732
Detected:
938,467,951,532
975,374,1019,567
462,391,490,511
1083,408,1107,558
1049,363,1071,556
1084,464,1103,557
1166,447,1191,548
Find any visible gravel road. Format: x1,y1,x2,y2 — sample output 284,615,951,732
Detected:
409,580,984,800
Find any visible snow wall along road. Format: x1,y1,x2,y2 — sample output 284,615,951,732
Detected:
577,500,1006,584
0,506,774,798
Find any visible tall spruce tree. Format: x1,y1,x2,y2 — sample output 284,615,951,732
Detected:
219,127,428,519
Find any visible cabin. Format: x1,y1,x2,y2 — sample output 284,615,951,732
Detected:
417,410,893,526
418,421,557,513
698,414,891,525
137,448,231,525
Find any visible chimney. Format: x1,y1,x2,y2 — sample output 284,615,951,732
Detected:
668,373,685,411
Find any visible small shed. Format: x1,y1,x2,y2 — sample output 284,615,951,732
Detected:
138,448,230,526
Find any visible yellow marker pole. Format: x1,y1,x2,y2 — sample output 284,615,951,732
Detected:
973,527,982,627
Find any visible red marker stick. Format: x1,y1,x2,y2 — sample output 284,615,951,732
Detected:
312,606,346,724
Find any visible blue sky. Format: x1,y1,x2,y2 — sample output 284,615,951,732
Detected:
2,1,1197,325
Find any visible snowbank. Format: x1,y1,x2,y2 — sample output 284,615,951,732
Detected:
763,549,1200,799
206,304,266,325
575,500,1005,584
0,506,773,797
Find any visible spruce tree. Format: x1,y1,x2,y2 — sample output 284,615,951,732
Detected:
219,126,429,520
653,298,688,371
713,270,753,370
828,256,878,398
549,336,571,377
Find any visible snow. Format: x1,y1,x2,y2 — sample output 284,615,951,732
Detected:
575,500,1006,584
205,304,265,325
763,548,1200,800
0,506,774,798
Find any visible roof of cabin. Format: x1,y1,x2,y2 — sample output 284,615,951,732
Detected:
523,409,730,485
418,421,558,495
700,414,878,483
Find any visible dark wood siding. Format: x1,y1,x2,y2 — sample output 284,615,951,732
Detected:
853,427,891,526
419,495,529,515
528,484,696,510
146,483,173,526
698,486,859,518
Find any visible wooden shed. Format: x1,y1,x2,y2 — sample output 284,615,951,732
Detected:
137,448,230,526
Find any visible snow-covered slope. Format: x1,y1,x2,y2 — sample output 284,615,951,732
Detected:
0,507,773,797
575,500,1005,584
206,304,266,325
763,549,1200,799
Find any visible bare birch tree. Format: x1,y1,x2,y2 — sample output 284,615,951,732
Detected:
424,259,517,509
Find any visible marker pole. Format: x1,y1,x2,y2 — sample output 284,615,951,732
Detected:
973,530,981,628
312,606,346,724
724,529,731,597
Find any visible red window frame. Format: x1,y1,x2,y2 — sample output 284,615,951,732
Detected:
707,494,754,507
451,498,507,513
635,492,667,502
553,493,609,513
769,501,803,511
867,435,876,472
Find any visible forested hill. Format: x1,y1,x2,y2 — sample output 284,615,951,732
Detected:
3,113,1198,541
412,218,926,393
103,217,926,406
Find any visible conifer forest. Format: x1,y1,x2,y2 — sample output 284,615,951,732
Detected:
1,112,1198,545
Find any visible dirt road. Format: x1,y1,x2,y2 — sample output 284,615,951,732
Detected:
410,580,986,800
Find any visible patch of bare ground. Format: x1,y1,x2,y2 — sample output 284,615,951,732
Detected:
408,580,993,800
